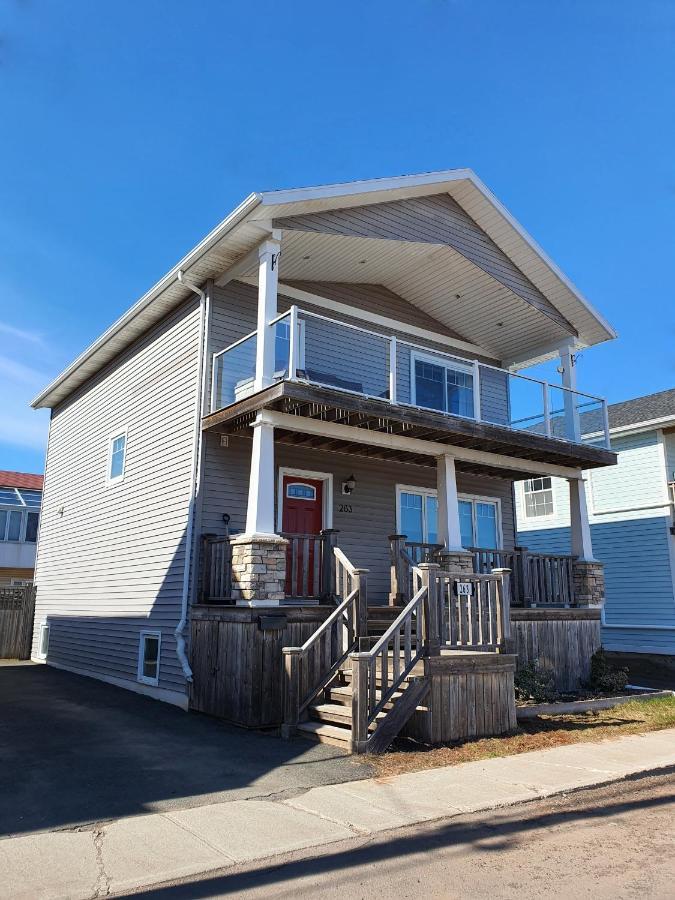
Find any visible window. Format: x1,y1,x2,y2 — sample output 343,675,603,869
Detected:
523,477,554,518
108,431,127,483
397,486,500,549
38,624,50,659
138,631,161,686
412,353,475,418
0,486,42,543
286,483,316,500
24,512,39,543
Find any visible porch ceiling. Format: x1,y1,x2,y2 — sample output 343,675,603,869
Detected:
202,381,617,481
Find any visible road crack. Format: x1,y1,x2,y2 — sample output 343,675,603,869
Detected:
91,827,111,898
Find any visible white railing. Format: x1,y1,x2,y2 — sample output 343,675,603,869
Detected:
211,305,611,449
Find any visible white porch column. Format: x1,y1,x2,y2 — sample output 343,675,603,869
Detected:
436,454,465,551
245,415,277,536
568,476,595,561
254,234,281,392
559,339,581,442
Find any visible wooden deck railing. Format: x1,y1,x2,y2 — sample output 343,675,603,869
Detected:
281,529,339,600
390,536,576,608
437,570,511,651
282,548,368,735
199,531,232,602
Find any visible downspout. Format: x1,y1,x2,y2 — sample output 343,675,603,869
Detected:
174,269,208,682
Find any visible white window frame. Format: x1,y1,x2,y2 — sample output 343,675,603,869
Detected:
277,467,333,531
395,484,503,549
137,630,161,686
410,350,477,420
37,623,50,660
0,507,27,543
521,477,556,520
106,428,128,486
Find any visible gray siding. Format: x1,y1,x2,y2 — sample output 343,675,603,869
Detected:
275,194,575,334
208,280,510,416
199,433,516,602
33,299,201,699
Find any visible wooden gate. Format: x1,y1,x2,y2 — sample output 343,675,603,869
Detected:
0,585,36,659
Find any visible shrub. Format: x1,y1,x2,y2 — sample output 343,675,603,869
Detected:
514,660,558,704
587,648,629,694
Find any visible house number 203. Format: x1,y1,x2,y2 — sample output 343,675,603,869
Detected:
338,503,353,513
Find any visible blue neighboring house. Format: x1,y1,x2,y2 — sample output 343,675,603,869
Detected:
516,388,675,665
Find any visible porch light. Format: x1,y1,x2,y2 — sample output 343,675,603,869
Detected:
342,474,357,495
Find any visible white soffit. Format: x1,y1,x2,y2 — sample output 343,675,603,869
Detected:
33,169,615,409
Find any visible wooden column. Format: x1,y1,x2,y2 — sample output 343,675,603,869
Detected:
352,567,369,641
436,454,465,551
568,477,595,562
245,414,276,537
320,529,339,599
559,339,581,442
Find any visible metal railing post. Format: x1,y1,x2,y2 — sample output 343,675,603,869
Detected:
602,398,611,449
288,305,299,380
389,336,398,404
472,360,481,421
542,382,552,437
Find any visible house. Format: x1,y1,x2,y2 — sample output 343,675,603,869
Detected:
30,169,617,752
0,471,43,585
516,388,675,677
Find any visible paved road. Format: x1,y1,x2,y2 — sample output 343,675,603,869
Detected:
129,771,675,899
0,662,372,837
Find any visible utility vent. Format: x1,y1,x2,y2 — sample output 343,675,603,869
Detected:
220,435,229,448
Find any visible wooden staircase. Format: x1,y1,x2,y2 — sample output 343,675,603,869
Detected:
296,640,430,750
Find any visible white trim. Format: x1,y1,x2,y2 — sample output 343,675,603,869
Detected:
137,630,162,687
35,658,189,708
276,283,494,359
602,623,675,632
106,427,128,486
276,467,334,532
395,483,503,548
520,476,556,522
259,409,582,480
410,349,476,420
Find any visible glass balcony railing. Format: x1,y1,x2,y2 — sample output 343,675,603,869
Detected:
210,305,611,450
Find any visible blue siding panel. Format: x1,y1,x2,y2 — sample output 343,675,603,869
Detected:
518,516,675,655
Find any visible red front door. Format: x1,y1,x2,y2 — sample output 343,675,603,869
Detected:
282,476,324,596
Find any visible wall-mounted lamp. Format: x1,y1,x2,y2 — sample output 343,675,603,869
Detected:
342,474,357,496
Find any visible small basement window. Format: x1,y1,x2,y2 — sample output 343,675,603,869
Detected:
138,631,161,686
108,431,127,484
38,624,50,659
523,477,554,518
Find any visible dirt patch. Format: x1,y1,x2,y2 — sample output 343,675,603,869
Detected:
370,696,675,777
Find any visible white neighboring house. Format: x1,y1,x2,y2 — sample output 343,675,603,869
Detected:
0,471,43,585
516,388,675,658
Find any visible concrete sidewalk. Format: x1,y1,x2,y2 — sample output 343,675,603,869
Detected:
2,729,674,900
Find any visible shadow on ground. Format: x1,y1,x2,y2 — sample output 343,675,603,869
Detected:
0,663,373,837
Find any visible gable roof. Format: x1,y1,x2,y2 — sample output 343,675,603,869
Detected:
32,169,617,410
606,388,675,431
0,471,44,491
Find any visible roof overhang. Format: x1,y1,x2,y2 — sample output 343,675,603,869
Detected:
33,169,617,410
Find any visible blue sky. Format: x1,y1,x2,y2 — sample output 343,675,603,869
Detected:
1,0,674,474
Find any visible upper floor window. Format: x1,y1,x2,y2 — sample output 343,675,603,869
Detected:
523,477,554,517
0,486,41,543
108,431,127,484
411,352,475,419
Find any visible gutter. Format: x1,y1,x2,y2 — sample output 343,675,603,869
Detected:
173,270,209,682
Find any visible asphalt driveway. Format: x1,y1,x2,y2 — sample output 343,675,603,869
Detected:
0,661,373,837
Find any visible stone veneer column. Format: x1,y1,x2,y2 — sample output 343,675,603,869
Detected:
572,560,605,607
230,534,288,606
437,549,475,575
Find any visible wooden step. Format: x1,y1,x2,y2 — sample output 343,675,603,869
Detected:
309,702,352,725
296,720,352,748
327,684,405,707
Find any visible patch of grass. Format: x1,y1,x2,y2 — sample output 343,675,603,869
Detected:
371,696,675,778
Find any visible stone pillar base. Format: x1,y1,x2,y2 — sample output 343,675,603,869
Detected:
573,560,605,607
438,550,474,575
230,534,288,606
